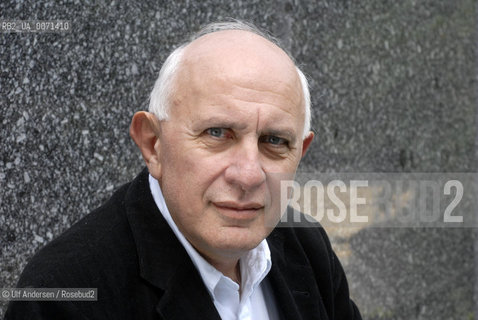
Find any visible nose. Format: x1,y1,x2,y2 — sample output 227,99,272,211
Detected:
224,140,266,192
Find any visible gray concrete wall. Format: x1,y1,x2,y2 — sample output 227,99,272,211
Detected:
1,0,476,318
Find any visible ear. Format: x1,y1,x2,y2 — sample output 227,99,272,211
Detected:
301,131,314,158
130,111,162,179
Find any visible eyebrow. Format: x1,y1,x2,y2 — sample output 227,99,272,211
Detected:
191,116,248,131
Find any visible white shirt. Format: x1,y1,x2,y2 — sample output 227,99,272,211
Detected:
149,175,279,320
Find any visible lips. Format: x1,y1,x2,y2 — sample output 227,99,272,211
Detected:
212,201,264,220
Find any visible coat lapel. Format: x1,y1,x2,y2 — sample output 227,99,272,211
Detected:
267,228,326,320
155,262,221,320
124,169,221,320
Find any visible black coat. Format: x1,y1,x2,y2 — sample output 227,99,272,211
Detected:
5,169,361,320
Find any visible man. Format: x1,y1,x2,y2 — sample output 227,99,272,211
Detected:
6,21,361,319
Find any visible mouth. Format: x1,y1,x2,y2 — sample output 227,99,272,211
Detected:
212,201,264,221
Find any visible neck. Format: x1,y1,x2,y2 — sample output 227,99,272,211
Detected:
206,256,242,285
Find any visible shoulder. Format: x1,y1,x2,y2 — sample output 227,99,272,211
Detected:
16,180,136,288
6,178,147,319
268,208,362,319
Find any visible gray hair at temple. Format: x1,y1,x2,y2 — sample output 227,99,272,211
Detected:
149,20,312,139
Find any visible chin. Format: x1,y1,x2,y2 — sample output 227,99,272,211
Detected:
213,227,269,251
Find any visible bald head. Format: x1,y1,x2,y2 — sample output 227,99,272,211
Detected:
183,30,298,76
170,31,304,122
149,21,311,138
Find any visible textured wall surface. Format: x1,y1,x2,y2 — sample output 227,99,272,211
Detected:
1,0,476,318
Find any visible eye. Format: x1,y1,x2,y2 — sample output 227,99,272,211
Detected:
261,135,288,146
205,127,231,139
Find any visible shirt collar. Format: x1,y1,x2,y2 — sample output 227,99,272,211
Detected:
148,174,272,302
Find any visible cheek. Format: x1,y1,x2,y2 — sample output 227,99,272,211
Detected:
160,140,226,204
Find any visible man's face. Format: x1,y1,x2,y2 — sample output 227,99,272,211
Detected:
155,31,312,263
